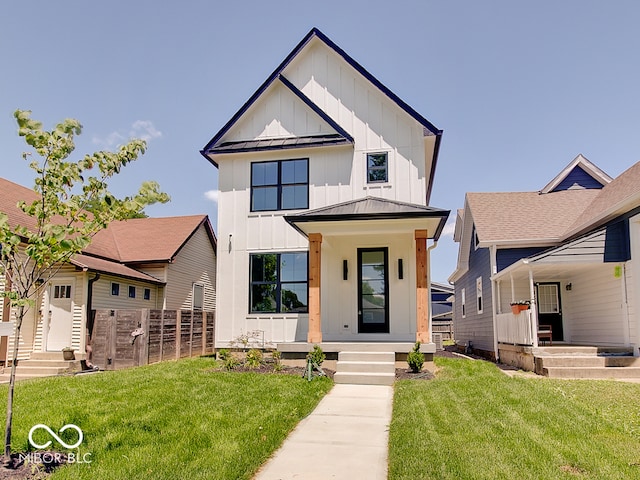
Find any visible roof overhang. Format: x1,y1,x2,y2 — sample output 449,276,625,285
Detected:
284,197,450,239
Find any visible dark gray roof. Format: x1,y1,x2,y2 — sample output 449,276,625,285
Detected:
207,134,351,154
285,196,450,238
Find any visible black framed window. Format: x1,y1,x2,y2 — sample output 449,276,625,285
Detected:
143,288,151,301
128,286,136,299
111,283,120,296
251,159,308,211
367,152,388,183
250,252,308,313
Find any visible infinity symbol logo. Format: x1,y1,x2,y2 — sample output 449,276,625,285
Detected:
28,424,84,449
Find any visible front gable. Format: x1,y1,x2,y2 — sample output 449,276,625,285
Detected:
201,27,442,203
540,154,612,193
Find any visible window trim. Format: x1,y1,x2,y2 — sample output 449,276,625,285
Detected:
461,288,466,318
249,252,309,314
366,152,389,184
192,283,204,311
250,158,309,212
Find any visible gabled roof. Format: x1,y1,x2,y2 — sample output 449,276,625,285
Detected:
539,154,612,193
467,189,601,244
201,28,440,161
0,177,217,281
200,28,443,201
565,160,640,237
0,177,40,232
85,215,216,263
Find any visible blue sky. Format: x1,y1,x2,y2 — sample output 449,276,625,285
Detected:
2,1,640,282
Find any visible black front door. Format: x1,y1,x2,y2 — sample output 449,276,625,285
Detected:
536,282,563,341
358,248,389,333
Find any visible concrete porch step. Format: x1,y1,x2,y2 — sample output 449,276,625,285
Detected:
543,366,640,379
333,372,396,386
536,355,640,369
335,351,395,385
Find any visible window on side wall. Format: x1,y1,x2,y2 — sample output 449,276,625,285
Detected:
193,284,204,310
128,286,136,299
251,159,308,211
249,252,308,314
461,288,466,318
476,277,483,314
143,288,151,301
111,283,120,296
366,152,388,183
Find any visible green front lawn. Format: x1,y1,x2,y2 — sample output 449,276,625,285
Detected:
389,356,640,480
0,358,332,479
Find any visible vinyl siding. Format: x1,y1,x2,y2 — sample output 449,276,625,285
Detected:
165,224,216,311
496,247,547,272
562,263,627,345
91,274,161,310
453,242,494,352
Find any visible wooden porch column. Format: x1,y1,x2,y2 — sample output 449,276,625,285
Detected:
415,230,430,343
307,233,322,344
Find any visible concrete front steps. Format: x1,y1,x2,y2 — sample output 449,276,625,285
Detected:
0,352,82,383
334,351,395,386
534,346,640,379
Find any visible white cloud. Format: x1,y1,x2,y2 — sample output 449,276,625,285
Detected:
92,120,162,148
441,220,456,238
130,120,162,142
204,190,219,204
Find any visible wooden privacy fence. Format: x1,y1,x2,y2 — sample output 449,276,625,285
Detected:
91,309,215,370
432,320,454,341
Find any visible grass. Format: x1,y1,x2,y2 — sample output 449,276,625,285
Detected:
0,357,332,479
389,356,640,480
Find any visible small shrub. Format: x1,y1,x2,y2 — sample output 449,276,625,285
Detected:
407,341,424,373
271,350,283,372
245,349,264,369
223,354,240,371
306,345,325,366
217,348,230,360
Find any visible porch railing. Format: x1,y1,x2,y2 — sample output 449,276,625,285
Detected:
496,310,535,346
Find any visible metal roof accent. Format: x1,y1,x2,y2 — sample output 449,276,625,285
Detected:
284,196,450,239
207,134,351,154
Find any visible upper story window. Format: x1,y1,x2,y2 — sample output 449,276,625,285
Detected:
251,159,308,211
367,152,388,183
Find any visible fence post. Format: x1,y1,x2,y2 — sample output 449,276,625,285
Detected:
140,309,149,366
176,310,181,360
189,311,194,357
202,312,207,356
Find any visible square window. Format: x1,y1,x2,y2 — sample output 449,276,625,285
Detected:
111,283,120,296
251,159,308,211
128,286,136,298
367,152,388,183
250,252,308,313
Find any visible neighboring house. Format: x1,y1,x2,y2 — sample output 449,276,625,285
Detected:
201,28,449,354
431,282,454,342
449,154,640,366
0,177,217,362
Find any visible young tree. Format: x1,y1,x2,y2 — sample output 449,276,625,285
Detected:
0,110,170,461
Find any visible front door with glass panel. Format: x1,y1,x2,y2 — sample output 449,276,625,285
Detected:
358,248,389,333
536,282,563,341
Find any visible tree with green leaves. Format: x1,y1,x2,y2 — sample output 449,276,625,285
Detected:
0,110,170,462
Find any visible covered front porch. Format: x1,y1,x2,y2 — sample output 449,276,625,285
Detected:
492,227,638,373
284,197,450,348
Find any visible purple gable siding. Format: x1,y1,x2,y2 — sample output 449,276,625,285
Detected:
496,247,548,272
552,165,606,192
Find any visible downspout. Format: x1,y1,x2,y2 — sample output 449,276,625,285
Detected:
85,273,100,369
427,240,438,343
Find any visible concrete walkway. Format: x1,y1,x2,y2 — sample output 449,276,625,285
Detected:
254,384,393,480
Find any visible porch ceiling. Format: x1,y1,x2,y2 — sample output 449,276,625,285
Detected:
493,261,606,282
